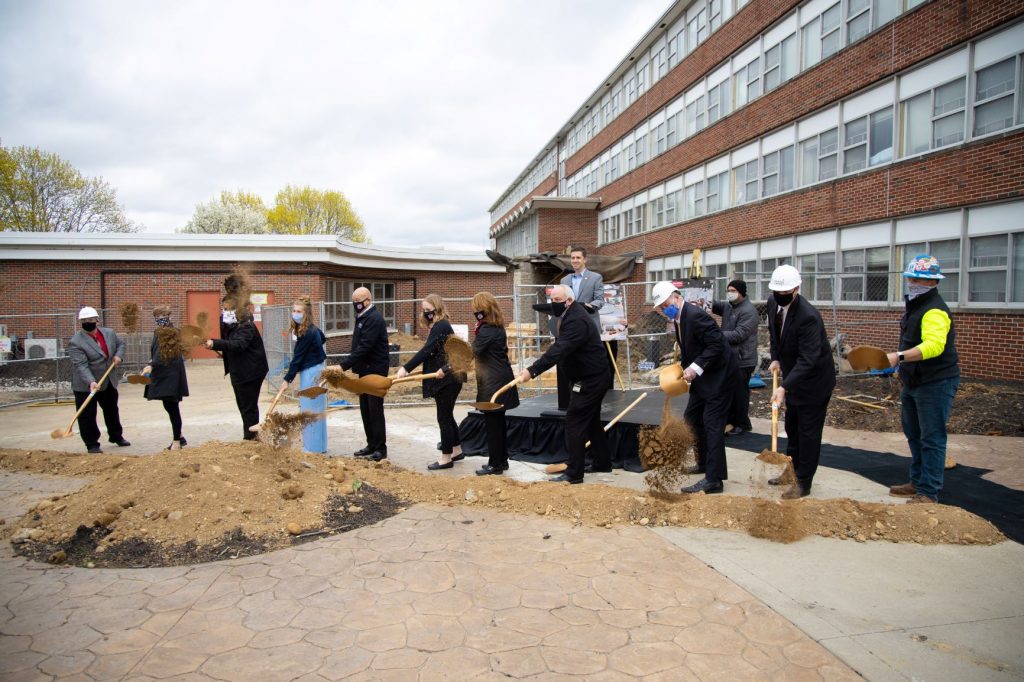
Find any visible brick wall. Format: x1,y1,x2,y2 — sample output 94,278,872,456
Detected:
536,208,600,254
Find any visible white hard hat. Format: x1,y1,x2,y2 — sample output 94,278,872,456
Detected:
651,281,678,306
768,265,802,292
78,306,99,320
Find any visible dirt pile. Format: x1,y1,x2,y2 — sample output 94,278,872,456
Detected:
639,397,696,492
257,411,323,449
755,450,796,485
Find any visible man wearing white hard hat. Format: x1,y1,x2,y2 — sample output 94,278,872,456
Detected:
67,306,129,453
766,265,835,499
652,281,737,494
885,255,960,504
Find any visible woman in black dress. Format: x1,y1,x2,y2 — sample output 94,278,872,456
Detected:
142,305,189,450
396,294,466,470
205,300,269,440
470,291,519,476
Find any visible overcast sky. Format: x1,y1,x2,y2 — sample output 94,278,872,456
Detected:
0,0,668,249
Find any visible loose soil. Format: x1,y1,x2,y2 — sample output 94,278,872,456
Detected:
751,376,1024,436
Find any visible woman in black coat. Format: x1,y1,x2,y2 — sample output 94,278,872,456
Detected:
205,301,269,440
396,294,466,470
470,292,519,476
142,305,189,450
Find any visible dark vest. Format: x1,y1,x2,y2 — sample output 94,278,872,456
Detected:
898,287,959,388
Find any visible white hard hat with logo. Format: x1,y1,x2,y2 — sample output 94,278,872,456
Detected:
78,306,99,320
651,281,678,306
768,265,802,292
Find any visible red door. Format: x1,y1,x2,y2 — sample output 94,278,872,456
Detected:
186,291,222,359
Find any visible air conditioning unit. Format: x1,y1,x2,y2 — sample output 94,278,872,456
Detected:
25,339,59,359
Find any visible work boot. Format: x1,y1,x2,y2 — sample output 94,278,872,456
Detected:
907,494,937,504
889,482,916,497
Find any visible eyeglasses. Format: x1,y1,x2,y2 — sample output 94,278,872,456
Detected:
352,298,369,306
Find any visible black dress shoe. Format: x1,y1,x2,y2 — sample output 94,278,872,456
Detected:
109,438,131,447
451,453,465,462
475,464,506,476
87,445,103,454
686,465,706,475
584,465,612,474
767,477,783,486
353,447,371,457
549,473,583,484
682,479,724,494
427,460,454,470
179,436,188,447
725,427,746,436
368,451,388,462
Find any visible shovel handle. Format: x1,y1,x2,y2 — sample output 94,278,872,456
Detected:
586,392,648,448
771,367,780,452
58,361,119,437
488,376,522,405
267,382,288,416
390,373,436,385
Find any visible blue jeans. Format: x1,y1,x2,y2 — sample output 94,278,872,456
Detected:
901,376,959,500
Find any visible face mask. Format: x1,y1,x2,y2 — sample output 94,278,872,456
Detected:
906,283,933,300
155,317,172,327
221,310,237,324
291,312,304,323
81,321,97,332
423,310,436,322
773,291,794,307
353,300,366,313
550,301,566,318
473,311,485,322
726,292,739,303
662,304,679,320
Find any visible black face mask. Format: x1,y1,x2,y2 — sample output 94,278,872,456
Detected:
773,291,795,307
353,300,366,312
423,310,436,322
81,322,97,332
550,301,566,318
473,311,485,322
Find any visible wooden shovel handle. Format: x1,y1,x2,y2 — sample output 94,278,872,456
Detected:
59,361,119,436
488,376,522,404
267,382,288,417
586,392,648,448
390,373,436,385
771,367,780,452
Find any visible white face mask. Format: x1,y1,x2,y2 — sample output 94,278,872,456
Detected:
221,310,237,324
726,291,739,303
906,283,933,300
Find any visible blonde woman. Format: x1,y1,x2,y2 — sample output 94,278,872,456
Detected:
280,296,327,454
470,292,519,476
396,294,465,469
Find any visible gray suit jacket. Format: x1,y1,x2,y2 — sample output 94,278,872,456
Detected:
67,328,125,392
551,269,604,335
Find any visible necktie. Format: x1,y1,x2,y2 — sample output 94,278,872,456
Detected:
775,308,784,340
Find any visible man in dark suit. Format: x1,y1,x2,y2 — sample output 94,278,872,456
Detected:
549,246,605,411
652,282,737,494
520,285,611,484
340,286,390,461
67,306,129,453
766,265,836,499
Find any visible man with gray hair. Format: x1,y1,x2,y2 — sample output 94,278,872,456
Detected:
520,285,611,484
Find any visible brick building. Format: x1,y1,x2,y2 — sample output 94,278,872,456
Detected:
0,232,511,356
487,0,1024,380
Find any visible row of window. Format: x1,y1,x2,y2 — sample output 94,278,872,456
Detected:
323,281,397,333
490,150,556,228
560,0,929,199
598,22,1024,245
494,213,539,258
646,200,1024,307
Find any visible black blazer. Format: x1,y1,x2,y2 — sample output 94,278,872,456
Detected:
472,323,519,409
144,328,189,401
767,295,836,406
528,301,609,384
284,324,327,382
211,320,269,386
341,305,390,377
403,319,464,398
672,302,736,398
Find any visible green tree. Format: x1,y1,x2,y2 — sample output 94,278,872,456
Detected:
0,145,138,232
267,184,366,241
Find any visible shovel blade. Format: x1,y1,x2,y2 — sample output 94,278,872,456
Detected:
126,374,151,385
472,402,502,411
298,386,328,398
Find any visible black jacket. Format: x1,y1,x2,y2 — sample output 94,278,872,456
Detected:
403,319,464,398
898,287,959,388
340,305,390,377
528,301,609,384
767,295,835,406
144,327,189,401
672,302,736,398
284,324,327,382
211,320,269,386
472,323,520,409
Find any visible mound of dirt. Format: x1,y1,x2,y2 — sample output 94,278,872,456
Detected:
639,397,696,492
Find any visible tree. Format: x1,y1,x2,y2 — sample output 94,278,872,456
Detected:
0,145,138,233
181,200,268,234
266,184,366,241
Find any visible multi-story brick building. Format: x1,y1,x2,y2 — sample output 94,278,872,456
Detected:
488,0,1024,380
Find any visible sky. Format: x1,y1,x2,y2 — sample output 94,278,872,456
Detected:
0,0,669,250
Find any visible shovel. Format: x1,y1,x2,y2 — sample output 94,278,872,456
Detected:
756,367,790,467
585,391,647,448
658,364,690,396
179,324,207,348
52,362,119,439
847,345,890,371
126,373,151,385
249,383,289,433
472,376,524,412
299,369,425,399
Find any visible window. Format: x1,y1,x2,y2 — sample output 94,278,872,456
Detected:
632,205,645,234
735,58,761,107
1015,233,1024,303
900,239,961,302
688,8,708,50
799,251,837,302
759,257,790,300
732,259,758,294
324,280,397,333
610,153,620,182
634,134,648,167
762,146,795,197
803,3,841,69
665,189,681,226
763,34,797,93
973,57,1017,136
733,159,759,204
844,107,892,172
636,60,648,97
707,81,730,125
705,171,729,212
902,77,967,155
651,197,665,229
846,0,871,44
608,214,621,242
841,246,889,301
872,0,900,29
685,181,704,219
686,96,706,136
706,263,728,300
654,47,668,80
969,234,1009,303
654,122,668,155
799,128,839,185
668,28,684,68
666,112,681,148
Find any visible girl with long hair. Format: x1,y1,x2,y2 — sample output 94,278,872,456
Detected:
142,305,190,450
469,292,519,475
281,296,328,454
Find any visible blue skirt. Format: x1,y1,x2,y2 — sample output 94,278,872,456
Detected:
298,362,327,453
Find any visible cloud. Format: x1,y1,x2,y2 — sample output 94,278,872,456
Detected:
0,0,668,248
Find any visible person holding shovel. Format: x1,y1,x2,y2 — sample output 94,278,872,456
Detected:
470,291,520,476
767,264,836,499
141,305,189,450
206,299,269,440
397,294,466,470
885,255,960,504
67,306,129,453
279,296,327,454
339,286,390,461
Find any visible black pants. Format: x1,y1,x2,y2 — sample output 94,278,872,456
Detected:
232,378,263,441
730,366,754,431
434,382,461,455
73,384,123,448
784,399,830,488
359,392,387,454
685,388,730,483
162,399,183,440
556,363,571,410
564,375,610,481
484,409,509,469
